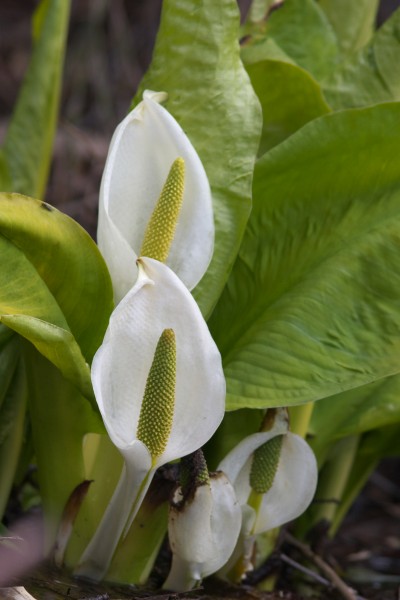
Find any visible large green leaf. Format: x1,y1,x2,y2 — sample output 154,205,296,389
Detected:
133,0,262,317
323,8,400,109
1,0,70,198
0,193,113,362
0,234,92,397
209,103,400,410
253,0,339,81
319,0,379,54
244,58,331,153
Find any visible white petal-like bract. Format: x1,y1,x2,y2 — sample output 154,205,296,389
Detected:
164,473,242,592
219,429,317,534
98,90,214,302
217,411,318,579
76,258,225,580
92,258,225,462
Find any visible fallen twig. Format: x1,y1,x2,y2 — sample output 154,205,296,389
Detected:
280,552,331,587
284,532,364,600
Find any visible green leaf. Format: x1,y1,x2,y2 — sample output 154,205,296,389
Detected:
133,0,262,317
323,9,400,109
0,193,113,363
245,59,331,153
1,0,70,198
310,376,400,457
209,103,400,410
0,151,11,191
241,37,296,66
0,232,92,397
319,0,379,54
254,0,339,81
0,332,20,411
23,344,103,545
1,316,93,400
359,423,400,459
321,425,400,534
0,336,26,520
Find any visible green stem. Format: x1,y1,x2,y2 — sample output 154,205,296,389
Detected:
329,456,378,536
312,435,359,532
74,461,153,581
255,528,279,591
289,402,314,438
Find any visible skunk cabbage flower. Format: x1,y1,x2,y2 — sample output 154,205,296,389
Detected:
163,454,241,592
75,258,225,580
98,90,214,303
218,409,318,578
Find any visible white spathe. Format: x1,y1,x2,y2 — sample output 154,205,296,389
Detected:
218,414,317,533
98,90,214,303
75,258,225,580
163,473,242,592
217,411,318,577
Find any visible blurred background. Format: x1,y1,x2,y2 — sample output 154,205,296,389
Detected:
1,0,400,237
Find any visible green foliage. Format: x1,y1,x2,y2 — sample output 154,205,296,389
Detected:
244,1,400,112
0,193,113,399
234,0,400,539
310,376,400,457
1,0,70,198
254,0,339,80
0,334,26,519
0,0,74,527
133,0,262,317
323,9,400,108
0,192,112,535
319,0,379,54
210,103,400,410
24,345,103,544
243,57,331,153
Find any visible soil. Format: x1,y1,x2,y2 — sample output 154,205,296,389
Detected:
1,2,400,599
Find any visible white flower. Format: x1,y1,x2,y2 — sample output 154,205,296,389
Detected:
217,409,318,578
75,258,225,580
98,90,214,303
163,472,242,592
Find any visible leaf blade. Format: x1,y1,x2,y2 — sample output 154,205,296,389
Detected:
1,0,70,198
209,103,400,409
